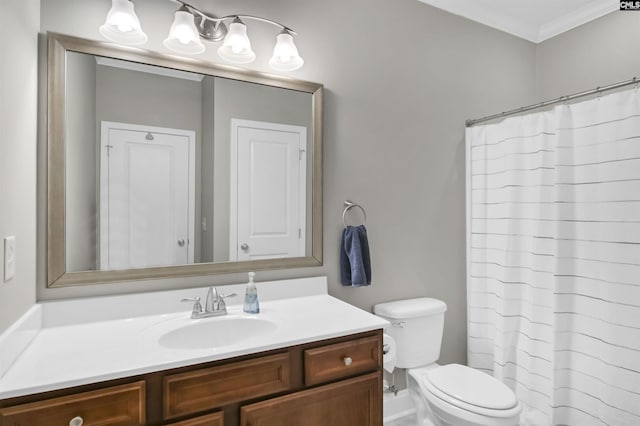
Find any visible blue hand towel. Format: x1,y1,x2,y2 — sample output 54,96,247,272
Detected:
340,225,372,286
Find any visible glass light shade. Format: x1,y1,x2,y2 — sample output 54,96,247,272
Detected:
269,32,304,71
217,22,256,64
164,10,205,54
99,0,148,45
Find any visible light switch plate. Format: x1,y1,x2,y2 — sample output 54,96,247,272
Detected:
4,236,16,282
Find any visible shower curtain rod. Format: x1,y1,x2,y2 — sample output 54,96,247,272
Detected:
466,75,640,127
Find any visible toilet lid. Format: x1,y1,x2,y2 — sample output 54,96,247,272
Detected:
426,364,518,410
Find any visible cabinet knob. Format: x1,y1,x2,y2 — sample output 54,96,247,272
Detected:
343,356,353,366
69,416,83,426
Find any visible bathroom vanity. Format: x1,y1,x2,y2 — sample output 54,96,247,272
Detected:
0,331,381,425
0,278,387,425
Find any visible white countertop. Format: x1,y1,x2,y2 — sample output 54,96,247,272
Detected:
0,277,388,400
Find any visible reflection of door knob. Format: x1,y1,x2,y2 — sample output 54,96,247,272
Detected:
241,243,249,251
178,239,185,247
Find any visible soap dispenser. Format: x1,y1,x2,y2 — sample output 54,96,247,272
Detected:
243,272,260,314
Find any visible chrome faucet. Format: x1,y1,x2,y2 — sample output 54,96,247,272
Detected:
182,286,237,319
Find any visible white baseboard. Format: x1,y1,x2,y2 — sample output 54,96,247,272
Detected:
384,389,416,423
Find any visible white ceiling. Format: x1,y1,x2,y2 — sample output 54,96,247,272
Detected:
417,0,619,43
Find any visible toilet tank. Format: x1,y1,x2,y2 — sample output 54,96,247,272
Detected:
374,298,447,368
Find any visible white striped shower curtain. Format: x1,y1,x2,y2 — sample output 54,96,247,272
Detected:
466,88,640,426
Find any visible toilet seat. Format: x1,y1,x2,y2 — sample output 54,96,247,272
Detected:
410,365,521,419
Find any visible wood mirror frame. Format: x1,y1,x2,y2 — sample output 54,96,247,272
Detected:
46,32,323,287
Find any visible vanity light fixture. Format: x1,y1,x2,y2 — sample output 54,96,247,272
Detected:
99,0,148,45
217,17,255,64
164,5,205,54
270,30,304,71
100,0,304,71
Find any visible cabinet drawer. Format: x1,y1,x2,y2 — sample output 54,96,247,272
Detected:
164,352,291,419
304,335,381,386
0,381,145,426
168,411,224,425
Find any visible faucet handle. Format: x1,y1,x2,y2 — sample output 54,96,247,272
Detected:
220,293,238,299
181,296,202,318
215,293,238,313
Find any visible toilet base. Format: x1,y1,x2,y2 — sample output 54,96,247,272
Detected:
408,384,436,426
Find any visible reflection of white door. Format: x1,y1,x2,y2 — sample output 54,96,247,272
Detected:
230,119,307,261
100,121,195,270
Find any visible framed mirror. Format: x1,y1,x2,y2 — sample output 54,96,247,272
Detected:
47,32,323,287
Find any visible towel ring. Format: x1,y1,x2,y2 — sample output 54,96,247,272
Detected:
343,200,367,227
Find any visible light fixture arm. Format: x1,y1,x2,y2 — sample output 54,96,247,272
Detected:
171,0,296,34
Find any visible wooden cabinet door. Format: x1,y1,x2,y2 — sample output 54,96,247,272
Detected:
240,373,381,426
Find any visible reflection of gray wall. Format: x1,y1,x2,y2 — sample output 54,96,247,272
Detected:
200,76,215,263
95,65,204,263
66,52,97,271
63,62,313,268
212,78,312,262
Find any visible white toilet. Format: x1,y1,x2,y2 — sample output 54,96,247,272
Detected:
374,298,521,426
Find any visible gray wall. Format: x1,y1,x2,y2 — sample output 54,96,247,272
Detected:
6,0,634,367
535,11,640,100
0,1,39,332
34,0,538,368
34,0,538,366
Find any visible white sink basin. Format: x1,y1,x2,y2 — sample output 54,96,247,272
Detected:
158,316,278,350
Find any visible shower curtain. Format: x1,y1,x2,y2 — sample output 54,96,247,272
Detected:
466,88,640,426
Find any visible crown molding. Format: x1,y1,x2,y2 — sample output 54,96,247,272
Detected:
418,0,539,42
537,1,618,42
417,0,619,44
